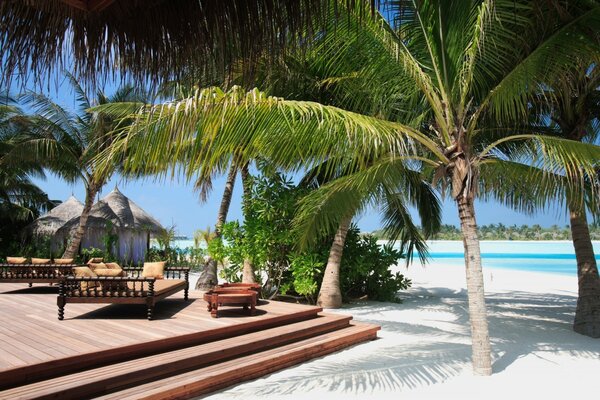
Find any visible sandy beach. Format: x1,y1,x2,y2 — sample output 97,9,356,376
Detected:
203,264,600,400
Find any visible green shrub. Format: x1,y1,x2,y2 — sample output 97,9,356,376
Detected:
218,165,411,304
339,228,411,302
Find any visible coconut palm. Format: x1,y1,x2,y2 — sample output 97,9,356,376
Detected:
98,1,600,375
531,62,600,337
299,159,441,308
0,97,55,221
18,74,148,258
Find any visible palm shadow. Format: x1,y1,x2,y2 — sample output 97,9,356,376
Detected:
208,286,599,398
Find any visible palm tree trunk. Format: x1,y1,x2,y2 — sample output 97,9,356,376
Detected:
63,184,98,259
317,214,352,308
456,195,492,376
240,162,256,284
196,163,237,290
569,208,600,337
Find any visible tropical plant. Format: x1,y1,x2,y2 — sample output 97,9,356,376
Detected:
530,61,600,337
97,1,600,376
218,165,302,297
0,94,56,255
17,74,148,259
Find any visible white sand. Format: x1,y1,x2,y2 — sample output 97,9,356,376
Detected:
204,264,600,400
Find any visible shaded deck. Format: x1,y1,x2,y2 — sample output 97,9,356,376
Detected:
0,282,379,399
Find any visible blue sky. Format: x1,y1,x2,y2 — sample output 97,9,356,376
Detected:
26,77,571,237
35,170,570,237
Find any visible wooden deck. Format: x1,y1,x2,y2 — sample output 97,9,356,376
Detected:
0,282,379,399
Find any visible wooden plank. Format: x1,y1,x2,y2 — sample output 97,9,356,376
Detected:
0,291,321,389
0,315,353,399
99,323,380,400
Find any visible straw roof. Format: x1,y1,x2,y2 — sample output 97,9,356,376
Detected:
0,0,375,86
57,187,163,235
27,196,84,236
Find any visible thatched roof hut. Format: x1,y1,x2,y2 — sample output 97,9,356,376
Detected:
57,188,163,263
0,0,363,86
27,196,84,237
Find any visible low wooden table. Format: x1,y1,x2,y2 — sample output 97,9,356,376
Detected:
203,290,257,318
217,282,261,294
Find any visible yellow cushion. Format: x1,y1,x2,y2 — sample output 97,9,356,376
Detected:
87,257,104,264
53,258,74,264
73,266,98,290
7,257,27,264
105,262,122,270
88,262,107,272
142,261,166,279
94,268,124,277
31,258,51,264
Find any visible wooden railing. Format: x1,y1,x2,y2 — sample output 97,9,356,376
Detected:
0,264,79,284
123,266,190,281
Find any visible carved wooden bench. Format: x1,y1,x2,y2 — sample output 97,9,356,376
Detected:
203,289,257,318
0,263,79,287
57,267,190,320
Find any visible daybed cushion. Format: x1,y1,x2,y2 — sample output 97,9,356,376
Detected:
142,261,166,279
88,262,107,272
94,268,124,277
31,258,51,264
7,257,27,264
53,258,74,264
73,266,98,290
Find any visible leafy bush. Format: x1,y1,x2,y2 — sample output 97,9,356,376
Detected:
146,246,206,271
80,247,105,263
218,165,411,303
338,227,410,302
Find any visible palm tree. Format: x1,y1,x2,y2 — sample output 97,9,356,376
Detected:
0,96,55,222
531,62,600,337
20,74,148,258
98,1,600,375
298,158,441,308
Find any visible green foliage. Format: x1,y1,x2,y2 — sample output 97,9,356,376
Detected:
370,223,599,241
80,247,104,263
339,228,410,302
156,224,176,251
286,253,323,302
219,166,410,303
219,165,304,295
146,246,206,271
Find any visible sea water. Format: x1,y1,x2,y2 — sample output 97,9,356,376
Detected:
167,239,600,276
406,240,600,276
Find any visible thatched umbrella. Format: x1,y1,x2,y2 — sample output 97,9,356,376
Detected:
0,0,375,86
57,187,163,262
27,195,84,237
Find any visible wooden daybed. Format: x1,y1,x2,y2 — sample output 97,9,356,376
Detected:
57,266,190,321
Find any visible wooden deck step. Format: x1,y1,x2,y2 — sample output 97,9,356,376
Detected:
0,304,322,390
0,314,353,400
97,322,380,400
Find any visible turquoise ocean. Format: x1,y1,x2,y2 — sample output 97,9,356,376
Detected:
168,239,600,277
408,240,600,276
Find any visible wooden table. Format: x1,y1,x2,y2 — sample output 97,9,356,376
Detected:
203,290,257,318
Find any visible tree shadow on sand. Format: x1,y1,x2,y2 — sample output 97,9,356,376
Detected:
207,287,599,398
